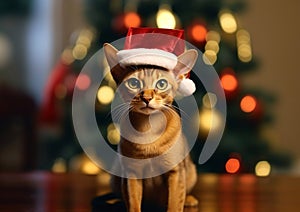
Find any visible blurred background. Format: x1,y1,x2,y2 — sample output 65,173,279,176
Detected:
0,0,299,175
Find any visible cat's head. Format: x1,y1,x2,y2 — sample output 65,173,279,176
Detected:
103,43,198,115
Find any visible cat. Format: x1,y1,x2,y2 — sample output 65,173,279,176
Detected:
103,43,198,212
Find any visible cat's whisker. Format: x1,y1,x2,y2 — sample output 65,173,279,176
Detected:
109,102,132,123
164,104,191,121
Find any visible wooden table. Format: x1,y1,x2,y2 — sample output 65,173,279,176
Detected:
0,172,299,212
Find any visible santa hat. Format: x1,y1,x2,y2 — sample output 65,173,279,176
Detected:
116,27,196,96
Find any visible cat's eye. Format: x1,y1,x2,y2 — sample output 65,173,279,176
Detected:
126,78,141,90
156,79,168,90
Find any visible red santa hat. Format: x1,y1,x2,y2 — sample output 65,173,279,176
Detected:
116,27,196,96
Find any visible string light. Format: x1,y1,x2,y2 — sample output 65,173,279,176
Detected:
203,30,220,65
240,95,257,113
97,86,115,105
225,158,240,174
219,11,237,34
237,29,252,62
255,161,271,177
156,4,176,29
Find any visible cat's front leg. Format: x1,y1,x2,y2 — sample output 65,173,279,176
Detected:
167,166,186,212
122,178,143,212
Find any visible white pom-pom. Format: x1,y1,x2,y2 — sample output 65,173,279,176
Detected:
177,78,196,96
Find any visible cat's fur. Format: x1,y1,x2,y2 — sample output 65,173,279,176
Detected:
104,43,198,212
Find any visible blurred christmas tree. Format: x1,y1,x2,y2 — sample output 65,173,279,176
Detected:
39,0,292,174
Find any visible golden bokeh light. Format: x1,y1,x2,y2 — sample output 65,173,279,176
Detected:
238,44,252,62
203,50,217,65
236,29,252,62
81,160,101,175
199,109,222,133
206,30,221,43
219,11,237,34
107,123,121,145
255,161,271,177
202,92,217,109
237,29,250,44
97,86,115,105
156,5,176,29
52,158,67,173
205,40,220,53
61,48,75,65
72,44,88,60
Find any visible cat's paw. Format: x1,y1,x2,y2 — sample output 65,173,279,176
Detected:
184,195,198,207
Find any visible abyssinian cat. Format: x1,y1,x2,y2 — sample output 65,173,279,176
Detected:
104,43,198,212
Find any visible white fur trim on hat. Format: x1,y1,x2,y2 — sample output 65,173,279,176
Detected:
117,48,178,70
177,78,196,96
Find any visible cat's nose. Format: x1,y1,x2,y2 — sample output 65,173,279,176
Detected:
140,90,154,105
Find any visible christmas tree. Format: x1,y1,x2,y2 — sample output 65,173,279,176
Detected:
39,0,292,174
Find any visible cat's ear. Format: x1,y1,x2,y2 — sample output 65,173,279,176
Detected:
103,43,127,85
103,43,119,68
174,50,198,96
174,49,198,77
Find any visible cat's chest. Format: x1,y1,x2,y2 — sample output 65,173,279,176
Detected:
120,113,168,145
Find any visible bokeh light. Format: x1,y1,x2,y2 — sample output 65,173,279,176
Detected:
124,12,141,28
206,30,221,43
202,92,217,109
76,74,91,90
72,44,87,60
107,123,121,145
191,24,207,42
219,11,237,34
238,44,252,62
199,109,222,133
97,86,115,105
255,161,271,177
225,158,240,174
205,40,220,53
240,95,257,113
237,29,252,62
203,50,217,65
81,160,101,175
156,5,176,29
220,73,238,92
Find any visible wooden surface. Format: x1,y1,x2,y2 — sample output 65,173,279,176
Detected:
0,172,299,212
